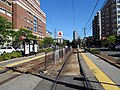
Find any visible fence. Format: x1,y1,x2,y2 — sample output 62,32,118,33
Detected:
44,47,72,70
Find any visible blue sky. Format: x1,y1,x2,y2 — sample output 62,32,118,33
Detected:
40,0,105,41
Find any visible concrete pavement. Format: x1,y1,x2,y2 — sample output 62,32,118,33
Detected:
0,49,120,90
79,49,120,90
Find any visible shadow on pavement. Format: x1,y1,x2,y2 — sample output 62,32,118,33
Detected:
74,77,120,87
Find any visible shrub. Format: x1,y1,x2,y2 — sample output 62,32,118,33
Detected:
38,49,47,53
2,53,12,60
46,48,53,52
0,51,23,61
11,52,18,58
90,49,100,54
0,55,4,61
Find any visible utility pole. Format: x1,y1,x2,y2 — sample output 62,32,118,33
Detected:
83,28,87,51
83,28,86,38
54,29,56,40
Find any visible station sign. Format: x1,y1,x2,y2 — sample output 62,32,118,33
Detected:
57,31,63,38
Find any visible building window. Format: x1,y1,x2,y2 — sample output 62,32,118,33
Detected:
34,16,37,32
118,21,120,24
27,27,33,30
118,10,120,13
38,30,43,34
1,0,6,2
27,11,33,17
6,11,12,17
6,1,12,6
117,0,120,3
39,25,43,28
34,27,37,32
0,8,6,14
26,18,33,24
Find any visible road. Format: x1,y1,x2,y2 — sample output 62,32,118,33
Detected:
99,48,120,59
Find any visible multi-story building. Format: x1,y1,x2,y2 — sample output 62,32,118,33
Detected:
46,30,52,37
0,0,12,22
101,0,120,39
92,11,101,41
73,31,78,40
0,0,46,38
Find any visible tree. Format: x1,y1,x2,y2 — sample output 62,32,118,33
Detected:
42,37,54,47
0,16,13,44
12,28,38,47
71,39,78,48
39,40,44,48
106,35,116,44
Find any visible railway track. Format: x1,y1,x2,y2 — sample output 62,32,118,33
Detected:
0,48,93,90
50,49,92,90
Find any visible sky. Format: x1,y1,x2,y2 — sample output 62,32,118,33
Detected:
40,0,105,41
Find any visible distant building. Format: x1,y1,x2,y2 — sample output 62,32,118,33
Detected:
46,30,52,37
0,0,46,38
73,31,78,40
92,11,101,41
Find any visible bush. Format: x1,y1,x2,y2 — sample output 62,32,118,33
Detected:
2,53,12,60
38,49,47,53
0,51,22,61
38,48,53,53
90,49,100,54
46,48,53,52
11,52,18,58
0,55,4,61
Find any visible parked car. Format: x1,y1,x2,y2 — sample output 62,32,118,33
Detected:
115,44,120,50
0,46,16,55
16,47,24,51
108,44,115,50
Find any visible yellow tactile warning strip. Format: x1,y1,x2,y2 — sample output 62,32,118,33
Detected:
5,54,45,67
0,67,4,71
79,49,120,90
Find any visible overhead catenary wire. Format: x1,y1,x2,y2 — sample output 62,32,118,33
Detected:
72,0,76,30
84,0,99,28
46,18,57,29
86,0,107,29
84,0,107,36
86,25,92,34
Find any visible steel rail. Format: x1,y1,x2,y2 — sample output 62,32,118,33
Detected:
50,51,72,90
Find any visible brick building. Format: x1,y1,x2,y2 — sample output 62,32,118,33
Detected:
0,0,12,22
0,0,46,38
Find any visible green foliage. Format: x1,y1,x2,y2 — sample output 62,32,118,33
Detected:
90,49,100,54
0,16,13,43
39,40,44,48
42,37,54,47
12,28,38,47
0,51,22,61
106,35,116,44
38,49,47,53
38,48,53,53
1,53,12,60
18,28,38,40
46,48,53,52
